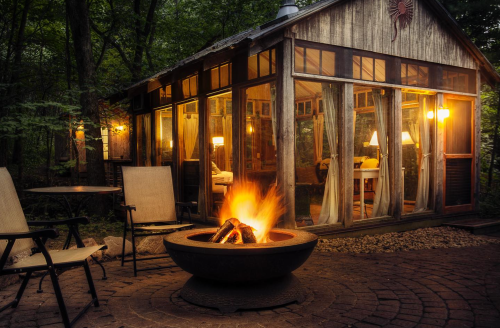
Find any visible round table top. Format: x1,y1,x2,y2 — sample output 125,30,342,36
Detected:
24,186,122,195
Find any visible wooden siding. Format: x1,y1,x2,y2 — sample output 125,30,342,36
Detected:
292,0,476,69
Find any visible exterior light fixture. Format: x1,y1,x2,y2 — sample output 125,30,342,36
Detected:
427,111,434,119
170,140,173,148
437,107,449,121
114,124,126,134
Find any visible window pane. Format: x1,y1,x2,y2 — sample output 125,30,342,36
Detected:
305,101,312,115
306,48,320,75
408,65,418,86
295,47,305,73
298,102,305,115
445,158,472,206
220,64,229,88
182,79,190,98
190,76,198,96
322,51,335,76
418,66,429,87
446,99,472,154
156,109,173,165
374,59,386,82
248,54,258,79
353,56,361,79
401,63,407,85
247,102,253,115
271,49,276,74
259,50,270,77
358,93,366,108
229,63,232,84
362,57,373,81
458,73,468,92
165,85,172,103
211,67,219,90
367,91,373,107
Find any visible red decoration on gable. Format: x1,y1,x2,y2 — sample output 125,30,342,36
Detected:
389,0,414,42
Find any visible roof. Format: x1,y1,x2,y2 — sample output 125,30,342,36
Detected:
125,0,499,95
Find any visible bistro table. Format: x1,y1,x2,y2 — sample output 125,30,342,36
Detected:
25,186,122,285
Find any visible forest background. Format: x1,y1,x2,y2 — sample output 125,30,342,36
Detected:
0,0,499,216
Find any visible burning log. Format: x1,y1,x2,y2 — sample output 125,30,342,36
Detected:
209,218,240,243
239,224,257,243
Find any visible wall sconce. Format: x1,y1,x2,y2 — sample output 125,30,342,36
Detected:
427,111,434,119
170,140,173,148
114,125,126,134
437,107,450,121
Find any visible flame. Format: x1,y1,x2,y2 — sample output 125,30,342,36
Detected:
218,182,284,243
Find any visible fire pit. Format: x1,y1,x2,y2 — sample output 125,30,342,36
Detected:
163,228,317,312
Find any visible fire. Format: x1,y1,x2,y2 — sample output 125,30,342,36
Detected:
217,182,284,243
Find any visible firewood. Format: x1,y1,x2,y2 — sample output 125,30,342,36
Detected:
225,231,239,244
209,218,240,243
239,224,257,243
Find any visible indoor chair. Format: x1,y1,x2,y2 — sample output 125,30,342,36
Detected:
121,166,194,276
0,168,104,328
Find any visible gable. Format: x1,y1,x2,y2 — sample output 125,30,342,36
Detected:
291,0,476,70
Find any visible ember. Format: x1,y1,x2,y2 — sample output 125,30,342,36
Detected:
215,183,285,243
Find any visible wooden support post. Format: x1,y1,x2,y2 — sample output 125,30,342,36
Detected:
435,93,445,214
198,95,209,221
231,86,244,183
340,82,354,227
276,36,295,229
171,82,181,202
474,72,481,211
389,88,403,219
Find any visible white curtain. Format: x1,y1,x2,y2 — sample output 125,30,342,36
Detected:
183,113,198,159
414,95,431,212
222,115,232,171
271,84,277,148
318,83,339,225
372,89,390,217
313,115,324,163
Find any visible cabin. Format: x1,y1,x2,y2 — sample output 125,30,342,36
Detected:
119,0,500,235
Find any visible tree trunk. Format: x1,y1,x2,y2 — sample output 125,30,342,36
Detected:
66,0,107,215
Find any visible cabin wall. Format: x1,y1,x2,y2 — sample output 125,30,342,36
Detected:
292,0,477,70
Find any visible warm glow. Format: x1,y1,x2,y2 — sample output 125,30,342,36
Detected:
218,182,285,243
369,131,378,146
116,125,124,131
402,131,414,145
170,140,173,148
438,108,449,121
427,111,434,119
213,136,224,147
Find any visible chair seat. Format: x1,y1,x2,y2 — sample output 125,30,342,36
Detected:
133,223,194,231
6,245,104,270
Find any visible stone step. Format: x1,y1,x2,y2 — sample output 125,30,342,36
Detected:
443,218,500,235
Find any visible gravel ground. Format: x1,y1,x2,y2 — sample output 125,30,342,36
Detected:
316,226,500,253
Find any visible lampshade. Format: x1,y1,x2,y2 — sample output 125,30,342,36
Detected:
369,131,378,146
213,136,224,147
402,131,414,145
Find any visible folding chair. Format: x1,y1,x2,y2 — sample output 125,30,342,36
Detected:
0,167,104,328
121,166,194,276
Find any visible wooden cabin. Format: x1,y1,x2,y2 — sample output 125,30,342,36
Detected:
121,0,500,234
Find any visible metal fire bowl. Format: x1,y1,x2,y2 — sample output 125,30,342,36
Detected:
163,228,318,283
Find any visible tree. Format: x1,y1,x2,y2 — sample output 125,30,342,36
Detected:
66,0,107,213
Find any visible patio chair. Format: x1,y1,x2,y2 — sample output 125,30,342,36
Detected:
121,166,194,276
0,167,104,328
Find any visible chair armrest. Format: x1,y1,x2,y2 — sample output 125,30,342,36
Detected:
120,204,136,211
0,228,59,240
27,217,90,227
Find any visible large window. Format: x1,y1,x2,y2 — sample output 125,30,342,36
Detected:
353,56,386,82
182,75,198,99
401,63,429,88
248,49,276,80
151,85,172,108
244,83,276,193
211,63,232,90
294,46,336,77
155,107,173,166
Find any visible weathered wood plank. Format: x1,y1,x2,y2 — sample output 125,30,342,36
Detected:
435,93,444,213
276,36,296,229
340,82,354,227
292,0,476,69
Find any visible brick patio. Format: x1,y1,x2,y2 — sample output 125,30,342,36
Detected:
1,244,499,328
